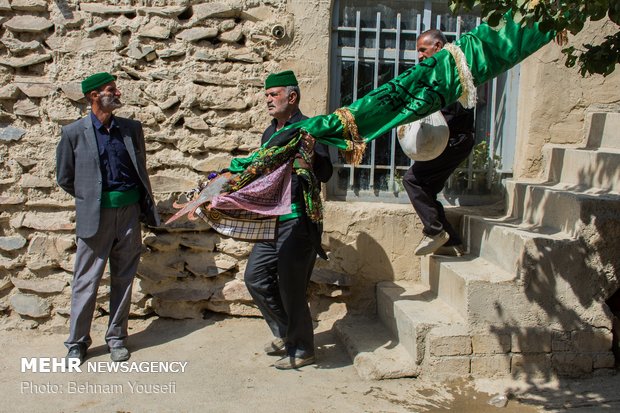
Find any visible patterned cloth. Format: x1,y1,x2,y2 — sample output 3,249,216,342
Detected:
167,160,293,241
226,134,300,192
197,161,324,241
211,160,292,216
195,207,279,242
219,132,324,224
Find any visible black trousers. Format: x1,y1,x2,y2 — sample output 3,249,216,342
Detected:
244,217,317,358
403,133,475,244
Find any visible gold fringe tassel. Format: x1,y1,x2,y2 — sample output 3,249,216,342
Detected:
334,107,366,166
444,43,477,109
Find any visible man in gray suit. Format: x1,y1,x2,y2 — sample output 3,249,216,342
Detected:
57,72,159,364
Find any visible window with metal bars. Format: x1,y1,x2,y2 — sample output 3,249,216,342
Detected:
328,0,517,205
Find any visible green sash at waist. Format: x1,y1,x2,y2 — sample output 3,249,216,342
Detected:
101,188,140,209
278,202,303,222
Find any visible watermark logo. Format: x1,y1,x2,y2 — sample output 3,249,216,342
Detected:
21,357,81,373
20,381,177,394
20,358,185,395
20,358,188,374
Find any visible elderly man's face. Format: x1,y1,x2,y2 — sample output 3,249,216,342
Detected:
265,86,294,119
416,36,443,62
95,82,122,111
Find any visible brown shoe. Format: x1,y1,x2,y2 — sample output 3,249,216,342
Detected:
264,338,286,356
274,355,315,370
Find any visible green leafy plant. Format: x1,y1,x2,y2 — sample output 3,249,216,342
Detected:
464,141,502,171
393,173,405,192
450,0,620,76
454,141,502,189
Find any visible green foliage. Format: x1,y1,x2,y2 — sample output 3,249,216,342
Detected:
450,0,620,76
454,141,502,189
393,173,405,192
458,141,501,171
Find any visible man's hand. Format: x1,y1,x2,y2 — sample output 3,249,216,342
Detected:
295,133,315,169
294,153,312,169
300,133,315,152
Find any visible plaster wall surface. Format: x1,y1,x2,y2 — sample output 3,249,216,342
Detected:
514,18,620,180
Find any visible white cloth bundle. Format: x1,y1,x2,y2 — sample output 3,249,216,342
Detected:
397,111,449,161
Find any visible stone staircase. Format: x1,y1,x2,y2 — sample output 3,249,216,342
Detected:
335,111,620,380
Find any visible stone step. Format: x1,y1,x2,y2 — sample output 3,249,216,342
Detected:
505,180,620,237
420,255,515,328
543,145,620,192
584,111,620,150
461,215,575,275
376,281,466,365
333,315,419,380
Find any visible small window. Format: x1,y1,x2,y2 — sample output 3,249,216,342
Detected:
328,0,515,205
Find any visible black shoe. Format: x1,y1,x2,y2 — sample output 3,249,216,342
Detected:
109,346,130,362
66,344,86,366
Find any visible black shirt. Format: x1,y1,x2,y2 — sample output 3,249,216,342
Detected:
90,112,140,192
441,102,475,143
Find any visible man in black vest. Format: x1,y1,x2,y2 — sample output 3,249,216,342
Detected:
403,30,475,257
244,70,333,369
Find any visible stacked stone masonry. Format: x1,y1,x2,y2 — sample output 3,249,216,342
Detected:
0,0,355,330
426,329,614,378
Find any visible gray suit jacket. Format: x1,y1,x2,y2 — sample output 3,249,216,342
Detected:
56,115,160,239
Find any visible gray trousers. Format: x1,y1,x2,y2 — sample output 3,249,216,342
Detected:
65,203,141,350
244,218,317,358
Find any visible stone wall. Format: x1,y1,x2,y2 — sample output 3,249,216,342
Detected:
0,0,360,330
20,0,620,334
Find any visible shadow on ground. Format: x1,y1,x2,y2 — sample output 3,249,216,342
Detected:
88,315,220,358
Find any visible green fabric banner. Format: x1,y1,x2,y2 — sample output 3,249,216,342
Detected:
228,12,554,173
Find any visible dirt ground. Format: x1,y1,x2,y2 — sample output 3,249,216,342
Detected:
1,315,619,413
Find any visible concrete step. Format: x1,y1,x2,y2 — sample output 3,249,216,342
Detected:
333,315,419,380
543,145,620,192
377,281,466,365
420,255,515,324
461,214,575,275
584,111,620,150
419,253,557,332
504,178,541,223
505,180,620,237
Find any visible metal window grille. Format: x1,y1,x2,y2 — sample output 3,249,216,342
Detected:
328,0,516,205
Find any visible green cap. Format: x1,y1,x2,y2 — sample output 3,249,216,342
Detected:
81,72,117,94
264,70,298,89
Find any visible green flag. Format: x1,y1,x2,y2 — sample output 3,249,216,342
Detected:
228,11,554,173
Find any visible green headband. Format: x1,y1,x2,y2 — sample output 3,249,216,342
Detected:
82,72,117,94
265,70,298,89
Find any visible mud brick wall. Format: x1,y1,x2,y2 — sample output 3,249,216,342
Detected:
0,0,366,329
